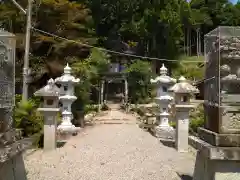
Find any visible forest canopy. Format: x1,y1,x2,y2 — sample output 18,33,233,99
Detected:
0,0,239,81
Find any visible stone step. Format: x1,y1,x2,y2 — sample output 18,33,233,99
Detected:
93,120,136,124
94,118,132,121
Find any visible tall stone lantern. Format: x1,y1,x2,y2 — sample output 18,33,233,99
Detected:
169,76,199,152
34,79,60,151
55,64,80,133
150,64,176,139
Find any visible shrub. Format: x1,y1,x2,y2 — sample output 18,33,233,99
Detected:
14,99,43,137
124,60,154,104
189,104,204,135
172,56,204,81
72,48,110,106
14,94,43,147
84,104,98,114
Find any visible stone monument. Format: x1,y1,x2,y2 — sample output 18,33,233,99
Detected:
169,76,199,152
150,64,176,139
55,64,80,134
0,30,28,180
34,79,60,151
193,26,240,180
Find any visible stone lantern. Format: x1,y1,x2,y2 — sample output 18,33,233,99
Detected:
55,64,80,133
169,76,199,152
150,64,176,139
34,78,61,151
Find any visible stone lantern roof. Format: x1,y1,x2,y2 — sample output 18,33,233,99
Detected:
55,63,80,83
155,94,173,101
169,76,199,94
150,64,176,84
160,63,167,75
34,78,60,97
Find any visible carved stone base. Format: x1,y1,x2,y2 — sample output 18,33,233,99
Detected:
192,136,240,180
155,125,175,139
57,126,81,142
57,124,81,133
0,129,31,163
198,127,240,147
0,133,32,180
0,153,27,180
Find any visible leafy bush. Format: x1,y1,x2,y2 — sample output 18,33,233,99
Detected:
189,104,204,135
124,60,154,104
172,56,204,81
14,94,43,146
72,48,110,109
84,104,98,114
14,98,43,137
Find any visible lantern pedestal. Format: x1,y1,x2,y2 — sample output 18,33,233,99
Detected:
38,108,59,151
155,112,175,139
192,137,240,180
175,105,194,152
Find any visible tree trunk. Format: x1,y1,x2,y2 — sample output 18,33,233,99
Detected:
187,27,189,56
197,29,199,57
189,29,192,56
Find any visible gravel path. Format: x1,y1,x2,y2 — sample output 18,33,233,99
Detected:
24,121,195,180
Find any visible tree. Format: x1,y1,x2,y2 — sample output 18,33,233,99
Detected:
124,60,153,104
0,0,96,80
72,48,110,104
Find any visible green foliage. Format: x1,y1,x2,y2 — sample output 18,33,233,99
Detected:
124,60,153,104
0,0,96,80
172,56,204,80
84,104,98,114
71,48,110,109
189,104,204,134
14,94,44,147
14,97,43,137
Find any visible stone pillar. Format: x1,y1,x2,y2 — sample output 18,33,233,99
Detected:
192,27,240,179
124,78,129,112
55,64,80,134
34,78,60,151
175,109,191,152
124,79,128,104
169,76,199,152
101,80,104,106
0,30,28,180
150,64,176,139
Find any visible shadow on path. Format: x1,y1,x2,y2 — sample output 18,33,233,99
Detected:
177,173,193,180
159,139,175,149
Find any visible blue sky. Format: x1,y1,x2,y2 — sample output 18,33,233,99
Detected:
230,0,238,4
